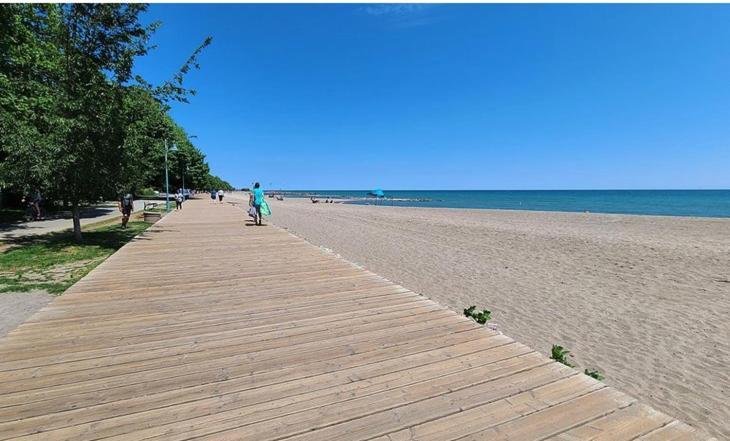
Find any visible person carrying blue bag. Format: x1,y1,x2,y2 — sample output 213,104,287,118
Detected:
250,182,269,225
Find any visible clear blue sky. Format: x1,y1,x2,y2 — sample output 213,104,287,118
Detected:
134,4,730,190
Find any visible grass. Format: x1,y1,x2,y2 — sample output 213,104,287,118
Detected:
0,221,151,295
144,205,175,213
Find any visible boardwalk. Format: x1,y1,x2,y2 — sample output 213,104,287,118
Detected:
0,199,710,440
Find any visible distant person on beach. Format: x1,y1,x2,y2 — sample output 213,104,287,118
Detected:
118,193,133,229
217,189,224,203
252,182,264,225
210,189,216,203
175,191,184,210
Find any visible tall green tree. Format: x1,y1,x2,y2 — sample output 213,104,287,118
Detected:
53,4,159,241
0,4,211,241
0,5,63,201
118,86,169,194
206,174,234,191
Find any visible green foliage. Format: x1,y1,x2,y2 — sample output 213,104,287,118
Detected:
550,344,605,380
138,187,156,197
0,4,213,241
0,209,26,224
463,305,492,324
206,174,234,191
0,221,150,294
584,369,605,381
550,344,575,368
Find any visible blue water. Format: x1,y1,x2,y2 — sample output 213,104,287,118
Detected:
280,190,730,218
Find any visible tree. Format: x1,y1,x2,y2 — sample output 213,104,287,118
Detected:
205,174,234,191
0,4,211,241
118,86,170,194
55,4,160,241
0,5,64,202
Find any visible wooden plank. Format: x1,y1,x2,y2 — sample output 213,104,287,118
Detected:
0,199,709,441
636,421,717,441
545,403,674,440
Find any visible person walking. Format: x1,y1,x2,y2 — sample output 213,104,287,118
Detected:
251,182,265,225
175,190,184,210
217,189,224,203
31,190,43,220
118,193,133,229
210,189,216,204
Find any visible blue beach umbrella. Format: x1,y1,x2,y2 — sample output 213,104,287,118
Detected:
369,189,385,198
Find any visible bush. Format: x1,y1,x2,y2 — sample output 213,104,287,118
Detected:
138,187,157,197
584,369,605,381
463,305,492,324
550,344,575,367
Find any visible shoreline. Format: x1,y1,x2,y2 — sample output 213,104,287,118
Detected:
276,194,730,221
261,196,730,438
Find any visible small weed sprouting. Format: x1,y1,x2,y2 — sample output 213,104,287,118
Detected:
550,345,607,380
550,344,574,368
463,305,491,324
584,369,605,381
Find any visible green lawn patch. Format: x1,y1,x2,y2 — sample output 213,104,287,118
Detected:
145,206,174,213
0,221,151,295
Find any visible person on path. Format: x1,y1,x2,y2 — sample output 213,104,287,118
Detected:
175,191,184,210
210,189,216,203
217,189,224,203
251,182,264,226
118,193,133,229
31,190,43,220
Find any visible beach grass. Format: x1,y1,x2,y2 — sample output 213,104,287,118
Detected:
0,221,151,295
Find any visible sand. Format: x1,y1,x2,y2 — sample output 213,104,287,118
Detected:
252,196,730,439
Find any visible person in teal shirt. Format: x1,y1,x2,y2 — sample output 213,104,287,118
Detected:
250,182,265,225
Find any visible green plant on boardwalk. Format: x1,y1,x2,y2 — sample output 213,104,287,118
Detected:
463,305,492,324
0,221,150,295
550,344,575,368
584,369,605,381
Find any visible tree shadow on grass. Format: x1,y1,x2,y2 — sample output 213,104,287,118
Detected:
0,221,153,295
2,221,151,252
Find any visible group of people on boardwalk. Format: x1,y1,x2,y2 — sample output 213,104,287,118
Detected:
114,184,267,229
210,189,225,203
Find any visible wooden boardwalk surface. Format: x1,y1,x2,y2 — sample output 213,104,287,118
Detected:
0,199,711,440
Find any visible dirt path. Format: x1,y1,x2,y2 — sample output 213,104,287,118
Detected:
0,291,53,338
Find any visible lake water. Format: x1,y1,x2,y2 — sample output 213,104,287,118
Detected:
280,190,730,218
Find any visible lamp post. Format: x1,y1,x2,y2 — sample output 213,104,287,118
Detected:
164,140,178,211
184,135,197,196
182,165,189,196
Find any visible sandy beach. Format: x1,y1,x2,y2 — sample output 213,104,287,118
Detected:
250,196,730,438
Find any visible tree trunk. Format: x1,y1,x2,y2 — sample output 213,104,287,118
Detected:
72,202,82,242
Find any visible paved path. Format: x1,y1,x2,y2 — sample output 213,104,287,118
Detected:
0,200,147,242
0,199,711,440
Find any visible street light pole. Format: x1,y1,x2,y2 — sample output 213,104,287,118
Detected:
164,139,170,211
164,140,178,211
